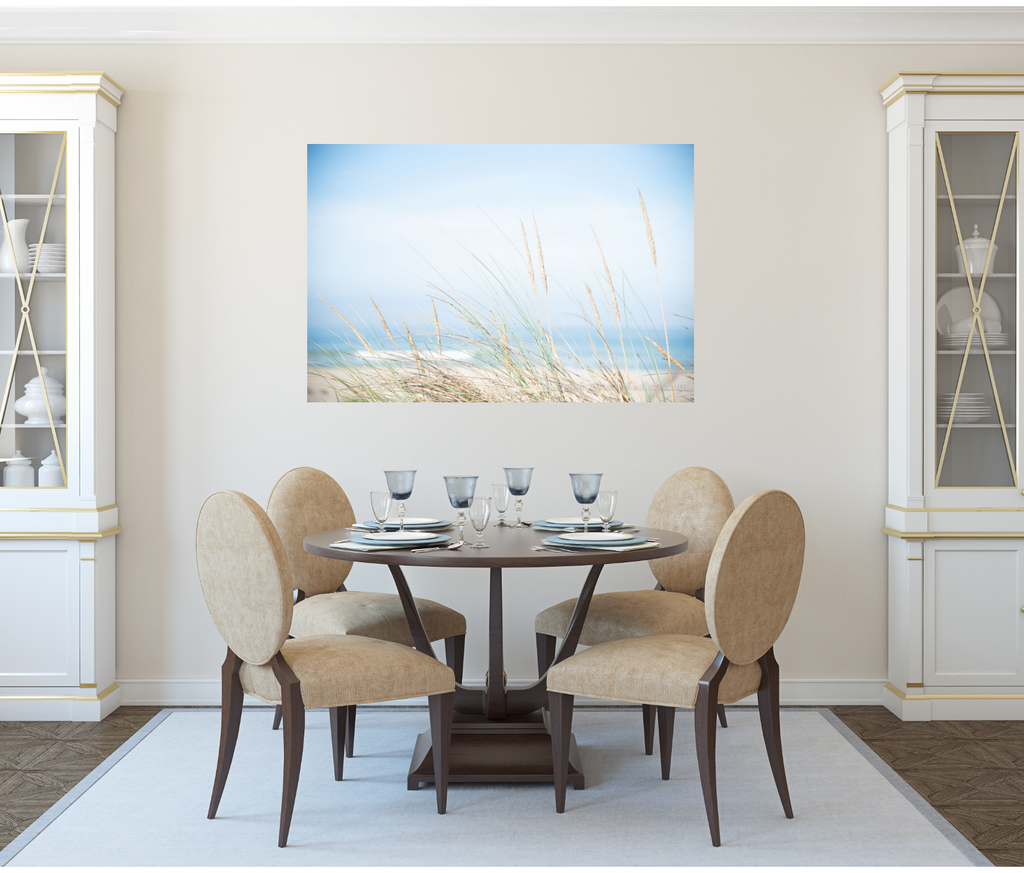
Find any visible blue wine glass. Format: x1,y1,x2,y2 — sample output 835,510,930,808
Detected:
503,467,534,528
384,470,416,532
443,476,478,546
569,473,603,532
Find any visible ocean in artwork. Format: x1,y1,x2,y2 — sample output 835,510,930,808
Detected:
307,144,694,402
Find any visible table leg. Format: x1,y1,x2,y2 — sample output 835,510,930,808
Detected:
486,568,506,719
399,562,602,788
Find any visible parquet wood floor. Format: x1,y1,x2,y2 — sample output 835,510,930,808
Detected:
0,704,1020,864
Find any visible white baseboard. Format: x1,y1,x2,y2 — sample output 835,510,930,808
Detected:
116,678,885,708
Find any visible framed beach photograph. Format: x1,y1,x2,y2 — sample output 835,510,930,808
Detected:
307,144,694,403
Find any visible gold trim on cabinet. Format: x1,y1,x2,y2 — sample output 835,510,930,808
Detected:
886,681,1024,701
888,504,1024,512
0,526,122,541
883,526,1024,539
80,557,94,561
906,682,925,687
79,683,96,688
0,682,118,702
0,504,117,513
908,556,923,561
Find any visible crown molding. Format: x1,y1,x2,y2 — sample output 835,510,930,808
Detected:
3,6,1024,45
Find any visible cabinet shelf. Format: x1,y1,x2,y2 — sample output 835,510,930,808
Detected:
937,349,1016,355
0,195,66,206
3,423,66,429
938,193,1018,206
0,273,64,279
938,273,1015,279
0,350,65,355
935,423,1017,428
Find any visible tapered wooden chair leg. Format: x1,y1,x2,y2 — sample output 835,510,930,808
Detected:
695,651,727,847
549,691,574,813
428,691,454,814
536,632,556,678
757,647,793,819
209,649,244,819
329,706,348,781
642,704,656,756
272,654,305,848
717,704,728,728
345,704,356,758
272,705,282,731
445,634,466,684
657,706,676,780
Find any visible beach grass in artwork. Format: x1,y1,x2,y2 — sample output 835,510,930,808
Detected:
307,145,694,403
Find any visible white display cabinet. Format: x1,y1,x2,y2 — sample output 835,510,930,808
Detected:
882,73,1024,719
0,73,122,720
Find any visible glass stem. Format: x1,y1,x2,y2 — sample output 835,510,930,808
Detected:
399,502,405,532
457,510,466,545
515,497,523,527
582,507,590,532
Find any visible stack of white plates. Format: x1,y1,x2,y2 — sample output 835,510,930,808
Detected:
937,392,991,423
28,243,64,273
938,332,1012,350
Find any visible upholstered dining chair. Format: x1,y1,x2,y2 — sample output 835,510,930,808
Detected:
266,467,467,752
546,489,805,847
534,466,735,749
196,490,455,848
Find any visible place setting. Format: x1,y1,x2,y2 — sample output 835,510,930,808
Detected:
532,475,659,553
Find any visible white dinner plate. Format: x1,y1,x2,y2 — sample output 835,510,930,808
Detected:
362,530,438,542
545,517,607,525
557,531,634,542
382,517,440,525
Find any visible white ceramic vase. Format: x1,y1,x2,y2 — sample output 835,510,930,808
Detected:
0,218,30,273
14,367,66,425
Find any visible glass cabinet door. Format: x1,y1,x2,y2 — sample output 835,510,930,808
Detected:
934,132,1019,489
0,133,68,489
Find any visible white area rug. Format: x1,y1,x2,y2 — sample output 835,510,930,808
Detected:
0,707,988,867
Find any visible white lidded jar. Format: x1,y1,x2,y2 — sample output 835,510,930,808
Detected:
3,450,35,487
14,367,66,425
954,224,999,275
37,450,64,487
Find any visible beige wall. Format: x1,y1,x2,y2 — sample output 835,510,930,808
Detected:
7,42,1023,703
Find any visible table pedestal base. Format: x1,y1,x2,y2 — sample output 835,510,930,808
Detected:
407,711,584,789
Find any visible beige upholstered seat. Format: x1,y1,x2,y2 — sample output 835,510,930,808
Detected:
266,467,467,748
196,490,455,848
545,489,805,847
534,467,735,747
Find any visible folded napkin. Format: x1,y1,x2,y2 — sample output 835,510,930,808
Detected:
581,541,661,552
329,541,409,552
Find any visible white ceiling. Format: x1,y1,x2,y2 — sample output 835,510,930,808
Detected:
2,5,1024,44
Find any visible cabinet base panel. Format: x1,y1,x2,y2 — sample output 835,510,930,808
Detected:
0,685,121,721
884,683,1024,720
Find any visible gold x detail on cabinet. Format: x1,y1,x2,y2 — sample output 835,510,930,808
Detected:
935,131,1020,489
0,133,68,487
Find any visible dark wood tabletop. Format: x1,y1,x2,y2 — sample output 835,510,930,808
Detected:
303,523,688,568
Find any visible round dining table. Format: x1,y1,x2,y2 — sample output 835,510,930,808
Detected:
303,522,688,790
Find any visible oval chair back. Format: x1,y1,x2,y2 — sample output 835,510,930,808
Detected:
196,490,293,666
267,467,356,598
645,467,735,596
704,489,805,666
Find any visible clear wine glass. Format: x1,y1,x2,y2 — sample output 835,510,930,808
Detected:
503,467,534,528
469,497,491,548
596,490,618,533
370,490,392,533
492,484,511,527
443,476,478,547
384,470,416,531
569,473,603,532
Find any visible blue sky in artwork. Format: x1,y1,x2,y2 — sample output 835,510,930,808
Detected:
308,144,694,361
